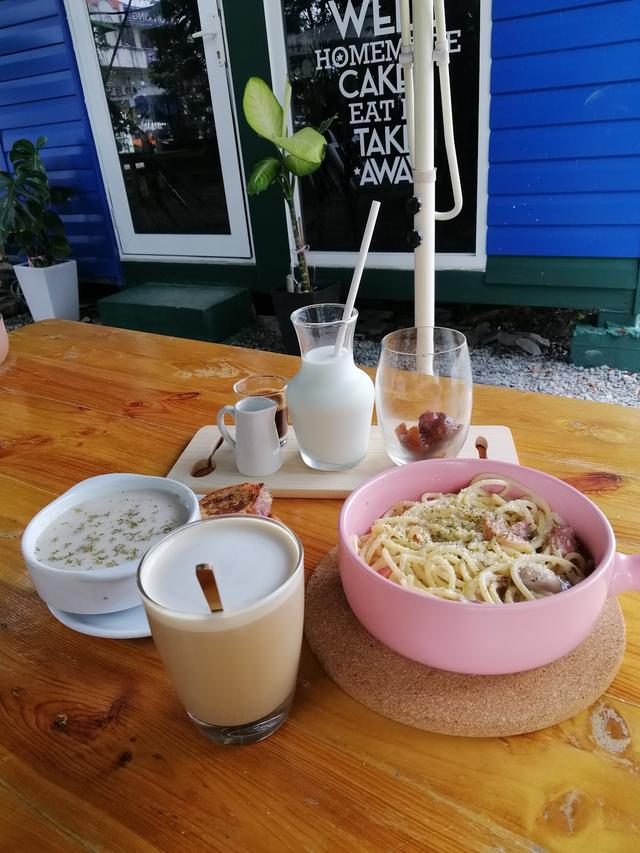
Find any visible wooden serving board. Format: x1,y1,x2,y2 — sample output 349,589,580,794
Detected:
167,425,518,498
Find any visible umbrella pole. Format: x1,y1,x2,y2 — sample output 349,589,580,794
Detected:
400,1,464,369
411,0,436,333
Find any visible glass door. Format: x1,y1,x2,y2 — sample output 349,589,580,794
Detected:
68,1,250,258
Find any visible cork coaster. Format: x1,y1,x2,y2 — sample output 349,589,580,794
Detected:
305,549,626,737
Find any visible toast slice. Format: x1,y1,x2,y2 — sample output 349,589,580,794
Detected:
199,483,273,518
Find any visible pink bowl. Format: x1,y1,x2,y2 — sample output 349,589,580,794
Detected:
338,458,640,674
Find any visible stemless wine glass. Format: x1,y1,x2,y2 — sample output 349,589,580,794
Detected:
375,327,472,465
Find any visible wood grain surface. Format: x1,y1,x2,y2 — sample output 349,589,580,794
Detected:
1,320,640,852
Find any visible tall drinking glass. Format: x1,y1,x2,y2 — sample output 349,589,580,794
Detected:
138,515,304,745
375,327,472,465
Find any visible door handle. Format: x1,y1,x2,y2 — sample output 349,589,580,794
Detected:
192,25,226,66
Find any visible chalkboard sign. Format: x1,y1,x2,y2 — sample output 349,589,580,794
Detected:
281,0,481,256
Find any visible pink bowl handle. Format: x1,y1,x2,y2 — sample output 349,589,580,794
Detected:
610,553,640,595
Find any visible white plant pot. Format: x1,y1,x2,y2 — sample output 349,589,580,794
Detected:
13,260,79,322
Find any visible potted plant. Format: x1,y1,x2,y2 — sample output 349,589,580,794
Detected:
0,137,77,322
242,77,340,353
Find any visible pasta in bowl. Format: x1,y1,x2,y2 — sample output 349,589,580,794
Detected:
355,474,593,605
338,459,640,674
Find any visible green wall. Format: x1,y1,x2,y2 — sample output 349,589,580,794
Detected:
123,257,640,321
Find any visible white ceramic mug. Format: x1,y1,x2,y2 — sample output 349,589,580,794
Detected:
217,396,283,477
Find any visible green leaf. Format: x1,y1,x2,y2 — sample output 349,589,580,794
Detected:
0,137,70,261
0,201,15,236
284,153,322,178
273,127,326,165
10,139,35,159
20,170,47,187
49,234,71,258
36,135,47,149
247,157,281,195
26,199,44,219
44,210,65,234
242,77,283,141
317,114,338,135
282,79,291,138
50,186,73,204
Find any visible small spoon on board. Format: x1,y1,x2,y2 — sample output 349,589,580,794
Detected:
191,436,224,478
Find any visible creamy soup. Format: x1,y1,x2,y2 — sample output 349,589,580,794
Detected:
35,489,189,570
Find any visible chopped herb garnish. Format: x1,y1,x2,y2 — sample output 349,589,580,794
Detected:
35,489,185,572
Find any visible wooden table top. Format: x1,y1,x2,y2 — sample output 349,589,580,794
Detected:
1,319,639,852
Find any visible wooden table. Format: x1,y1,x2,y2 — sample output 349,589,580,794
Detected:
1,320,639,852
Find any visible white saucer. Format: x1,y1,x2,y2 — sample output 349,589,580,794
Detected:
47,603,151,639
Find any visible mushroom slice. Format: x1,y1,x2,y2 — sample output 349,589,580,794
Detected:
518,564,571,595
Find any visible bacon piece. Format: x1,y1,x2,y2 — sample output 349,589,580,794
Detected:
549,525,578,557
483,513,509,542
510,521,533,540
483,513,532,546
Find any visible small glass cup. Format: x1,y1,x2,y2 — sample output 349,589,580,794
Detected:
0,314,8,365
138,515,304,745
233,374,288,445
375,327,472,465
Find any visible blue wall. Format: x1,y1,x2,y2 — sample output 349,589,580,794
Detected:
489,0,640,258
0,0,122,283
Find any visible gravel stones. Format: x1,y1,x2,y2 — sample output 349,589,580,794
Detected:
224,325,640,409
3,311,32,332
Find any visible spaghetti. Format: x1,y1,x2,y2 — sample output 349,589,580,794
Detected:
355,474,593,604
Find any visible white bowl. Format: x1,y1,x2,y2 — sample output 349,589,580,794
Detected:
22,474,200,615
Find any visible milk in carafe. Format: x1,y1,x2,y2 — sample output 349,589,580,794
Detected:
287,305,374,470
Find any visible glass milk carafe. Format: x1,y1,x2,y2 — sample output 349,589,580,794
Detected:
287,304,374,470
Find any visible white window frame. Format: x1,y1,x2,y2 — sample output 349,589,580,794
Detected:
263,0,491,272
64,0,252,260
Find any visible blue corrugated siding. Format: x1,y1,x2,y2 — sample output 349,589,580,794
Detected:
0,0,122,283
489,0,640,258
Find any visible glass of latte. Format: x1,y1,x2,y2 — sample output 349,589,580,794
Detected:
138,515,304,745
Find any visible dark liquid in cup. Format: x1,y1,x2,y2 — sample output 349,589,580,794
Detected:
274,406,289,440
258,389,287,441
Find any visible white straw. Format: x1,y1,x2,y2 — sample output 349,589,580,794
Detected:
334,200,381,356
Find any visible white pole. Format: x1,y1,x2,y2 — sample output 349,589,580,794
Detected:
412,0,436,332
399,0,414,167
398,0,462,370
